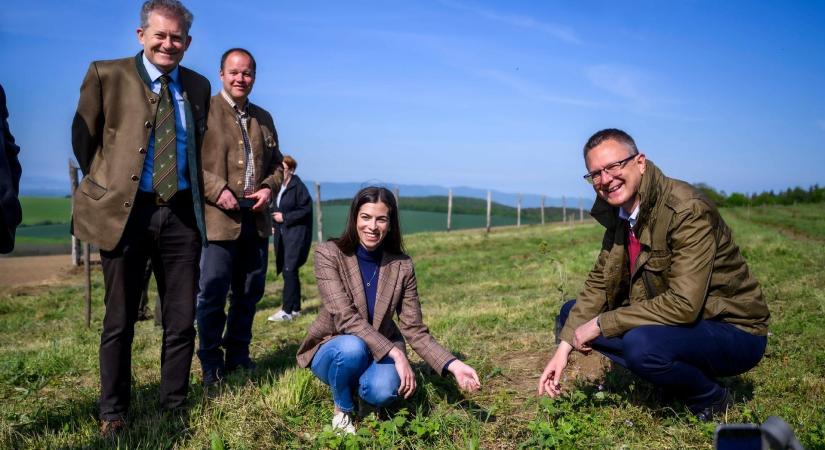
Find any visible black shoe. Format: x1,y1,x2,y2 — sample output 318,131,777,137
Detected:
203,367,224,387
695,389,733,422
99,418,126,439
226,359,257,374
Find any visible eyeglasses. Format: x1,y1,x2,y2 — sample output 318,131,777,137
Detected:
583,153,638,185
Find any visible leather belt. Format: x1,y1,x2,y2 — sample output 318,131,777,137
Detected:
136,189,191,206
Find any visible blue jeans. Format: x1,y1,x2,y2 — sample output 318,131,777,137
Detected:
310,335,400,413
196,210,268,374
557,300,767,412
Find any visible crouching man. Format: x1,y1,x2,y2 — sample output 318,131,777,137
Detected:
538,128,770,421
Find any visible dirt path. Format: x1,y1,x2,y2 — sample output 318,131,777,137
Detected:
0,254,96,290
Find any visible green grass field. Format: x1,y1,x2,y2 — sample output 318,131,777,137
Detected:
19,197,72,226
1,204,824,448
8,196,568,255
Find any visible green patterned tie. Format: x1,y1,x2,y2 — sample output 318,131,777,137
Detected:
152,74,178,201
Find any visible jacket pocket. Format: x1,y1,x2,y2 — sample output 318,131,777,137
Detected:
642,253,670,299
80,177,107,200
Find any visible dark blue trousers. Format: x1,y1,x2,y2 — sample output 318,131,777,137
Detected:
196,210,268,374
557,300,767,412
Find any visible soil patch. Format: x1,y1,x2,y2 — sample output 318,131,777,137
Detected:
0,254,96,292
486,349,610,406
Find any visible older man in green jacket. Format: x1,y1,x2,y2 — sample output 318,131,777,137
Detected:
539,128,770,421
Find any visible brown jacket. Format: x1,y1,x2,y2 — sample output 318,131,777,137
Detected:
71,53,210,251
560,161,770,344
201,94,283,241
297,241,455,372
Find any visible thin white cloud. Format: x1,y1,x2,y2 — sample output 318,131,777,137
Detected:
479,69,604,108
585,64,651,111
439,0,583,45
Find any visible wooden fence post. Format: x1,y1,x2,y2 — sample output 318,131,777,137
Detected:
540,195,545,225
314,182,323,242
517,194,522,227
446,188,453,232
69,160,81,266
486,190,492,233
579,198,584,222
84,242,91,327
562,195,567,224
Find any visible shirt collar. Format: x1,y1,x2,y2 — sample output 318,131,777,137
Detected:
141,52,180,85
618,202,641,229
220,89,249,115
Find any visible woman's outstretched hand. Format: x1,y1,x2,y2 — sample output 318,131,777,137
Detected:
448,360,481,392
389,347,416,399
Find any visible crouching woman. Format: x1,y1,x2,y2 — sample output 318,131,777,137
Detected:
296,187,481,433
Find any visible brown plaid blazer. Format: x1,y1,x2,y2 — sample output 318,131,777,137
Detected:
296,241,455,372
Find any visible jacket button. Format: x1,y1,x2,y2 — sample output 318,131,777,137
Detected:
238,160,244,165
149,97,157,104
131,175,139,181
138,147,146,154
236,180,242,185
144,121,153,128
124,201,131,208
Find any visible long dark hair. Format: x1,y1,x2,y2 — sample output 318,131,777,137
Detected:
334,186,404,255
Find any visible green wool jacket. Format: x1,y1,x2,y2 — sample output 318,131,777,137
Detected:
559,161,770,344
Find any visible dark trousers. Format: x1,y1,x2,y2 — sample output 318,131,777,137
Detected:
196,210,268,374
276,237,302,314
98,192,201,421
557,300,767,412
281,268,301,314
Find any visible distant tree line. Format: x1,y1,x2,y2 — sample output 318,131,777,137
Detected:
694,183,825,207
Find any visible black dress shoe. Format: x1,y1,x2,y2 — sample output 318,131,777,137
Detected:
226,359,257,373
695,389,733,422
203,367,224,387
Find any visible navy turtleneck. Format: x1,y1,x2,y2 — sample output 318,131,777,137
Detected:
356,244,383,323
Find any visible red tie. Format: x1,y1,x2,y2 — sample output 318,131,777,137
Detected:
627,224,641,274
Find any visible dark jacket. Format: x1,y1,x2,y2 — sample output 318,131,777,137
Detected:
0,84,22,254
201,93,283,241
71,52,210,251
559,160,770,344
274,174,312,273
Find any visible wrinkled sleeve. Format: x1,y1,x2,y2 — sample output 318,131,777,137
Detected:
559,245,611,345
395,263,455,373
71,63,103,175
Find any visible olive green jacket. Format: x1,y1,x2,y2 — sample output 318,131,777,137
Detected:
559,161,770,344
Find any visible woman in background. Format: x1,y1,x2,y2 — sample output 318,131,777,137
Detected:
268,155,313,322
296,186,481,433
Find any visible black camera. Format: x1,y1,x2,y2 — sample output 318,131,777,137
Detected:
714,416,803,450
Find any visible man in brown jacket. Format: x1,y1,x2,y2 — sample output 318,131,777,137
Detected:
195,48,283,386
538,129,770,421
71,0,210,437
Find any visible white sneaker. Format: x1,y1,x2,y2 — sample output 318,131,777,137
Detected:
331,411,356,434
290,310,302,318
267,310,292,321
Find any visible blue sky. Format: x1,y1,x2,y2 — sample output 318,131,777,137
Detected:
1,0,823,199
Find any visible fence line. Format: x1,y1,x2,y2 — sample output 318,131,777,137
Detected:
314,182,323,242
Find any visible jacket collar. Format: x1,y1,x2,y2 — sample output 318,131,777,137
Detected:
134,51,194,106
